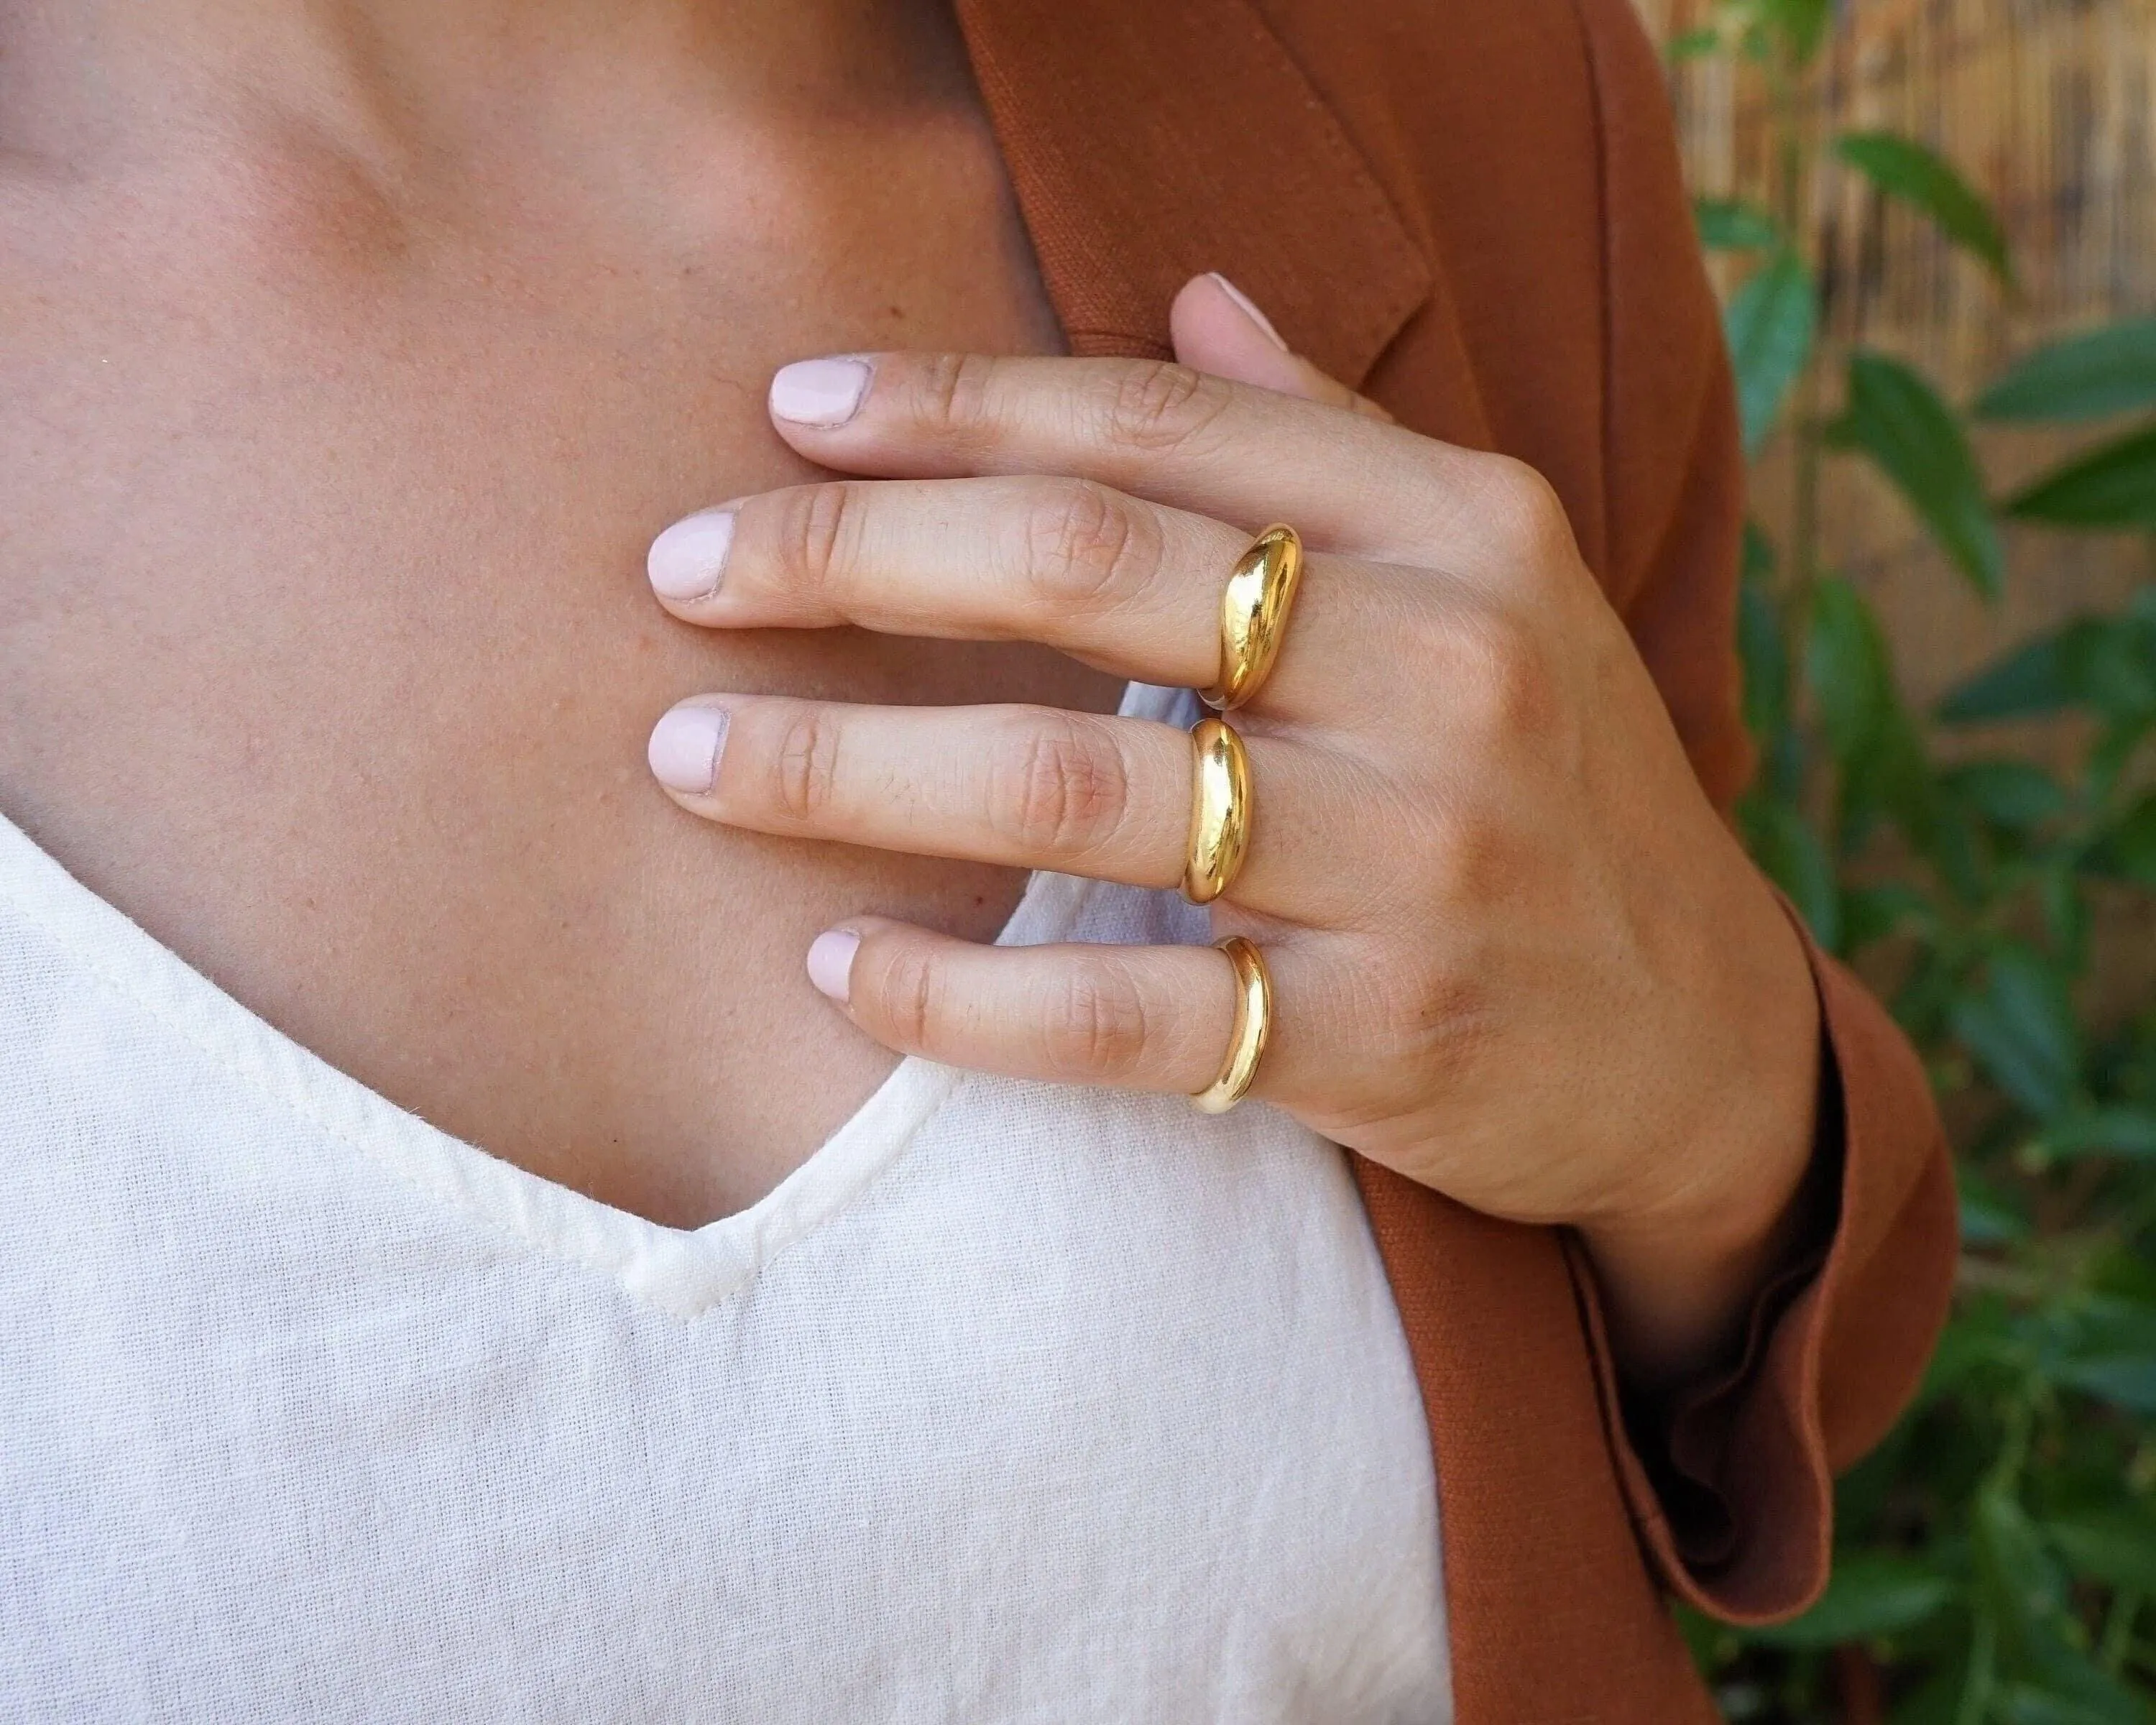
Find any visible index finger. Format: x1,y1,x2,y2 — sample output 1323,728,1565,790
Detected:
758,352,1509,566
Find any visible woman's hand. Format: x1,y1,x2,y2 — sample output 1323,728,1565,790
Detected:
641,275,1824,1388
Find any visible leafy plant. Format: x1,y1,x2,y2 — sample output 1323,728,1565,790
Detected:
1672,5,2156,1721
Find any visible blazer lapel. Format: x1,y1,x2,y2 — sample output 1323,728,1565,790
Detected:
954,0,1432,387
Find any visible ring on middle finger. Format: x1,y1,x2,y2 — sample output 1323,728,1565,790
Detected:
1181,715,1252,906
1200,523,1304,711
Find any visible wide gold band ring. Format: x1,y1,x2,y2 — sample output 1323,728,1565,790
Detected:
1199,523,1304,711
1181,715,1251,906
1191,935,1272,1114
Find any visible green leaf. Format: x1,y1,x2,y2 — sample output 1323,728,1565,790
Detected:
1943,760,2069,830
1667,24,1723,61
1695,196,1780,252
1977,317,2156,422
1958,1166,2032,1245
1807,577,1897,763
1937,616,2156,725
1976,1484,2071,1648
2007,423,2156,530
2084,791,2156,888
1726,251,1818,455
2088,712,2155,802
2035,860,2091,961
1843,881,1935,949
1948,944,2082,1116
1737,538,1790,745
1921,1297,2024,1402
1757,0,1833,65
1743,797,1842,952
1743,1553,1955,1649
2004,1636,2156,1725
1835,131,2013,282
2048,1505,2156,1596
2039,1105,2156,1161
1831,350,2004,597
2053,1353,2156,1413
1996,1683,2152,1725
2046,1300,2156,1414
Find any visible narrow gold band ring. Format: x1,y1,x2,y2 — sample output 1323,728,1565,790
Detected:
1199,523,1304,711
1192,936,1272,1114
1181,715,1251,906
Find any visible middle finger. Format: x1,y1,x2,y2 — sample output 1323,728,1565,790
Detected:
645,477,1394,723
645,695,1380,924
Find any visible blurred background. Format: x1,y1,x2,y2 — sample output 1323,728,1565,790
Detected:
1627,3,2156,1722
1642,0,2151,702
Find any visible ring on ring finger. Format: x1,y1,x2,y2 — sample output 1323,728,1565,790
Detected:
1181,715,1251,905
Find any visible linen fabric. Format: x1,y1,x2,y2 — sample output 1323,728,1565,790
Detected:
944,0,1959,1717
0,686,1450,1724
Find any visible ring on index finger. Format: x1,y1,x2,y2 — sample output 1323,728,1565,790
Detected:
1200,523,1304,711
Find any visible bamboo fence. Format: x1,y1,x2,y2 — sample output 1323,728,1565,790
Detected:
1632,0,2156,704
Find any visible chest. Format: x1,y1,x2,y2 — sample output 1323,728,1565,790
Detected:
0,120,1112,1225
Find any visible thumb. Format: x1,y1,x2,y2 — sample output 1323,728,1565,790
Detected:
1168,273,1395,422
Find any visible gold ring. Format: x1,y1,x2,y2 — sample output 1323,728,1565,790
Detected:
1200,523,1304,711
1181,715,1251,905
1192,936,1272,1114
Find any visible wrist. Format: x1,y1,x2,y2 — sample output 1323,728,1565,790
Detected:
1583,875,1827,1389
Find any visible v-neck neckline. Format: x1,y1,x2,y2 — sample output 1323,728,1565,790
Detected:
0,686,1187,1320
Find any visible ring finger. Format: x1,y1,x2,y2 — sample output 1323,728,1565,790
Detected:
645,695,1378,923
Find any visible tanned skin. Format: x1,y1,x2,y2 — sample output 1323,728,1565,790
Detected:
0,0,1117,1228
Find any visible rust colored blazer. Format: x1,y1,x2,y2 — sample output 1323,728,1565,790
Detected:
950,0,1960,1719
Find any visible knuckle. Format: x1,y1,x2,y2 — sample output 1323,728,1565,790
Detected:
1426,806,1524,908
1041,959,1151,1078
993,713,1132,858
1445,606,1561,740
770,707,844,823
908,351,1000,443
1100,360,1233,454
1018,479,1160,613
1401,960,1498,1080
875,943,942,1050
771,482,864,599
1468,452,1572,564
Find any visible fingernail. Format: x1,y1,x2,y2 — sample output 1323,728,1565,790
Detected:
806,929,860,1002
1208,272,1288,351
648,509,735,601
647,705,729,794
769,357,872,428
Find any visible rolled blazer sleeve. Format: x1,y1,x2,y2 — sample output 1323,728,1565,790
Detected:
1566,0,1961,1624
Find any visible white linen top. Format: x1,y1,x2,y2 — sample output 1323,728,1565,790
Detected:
0,681,1450,1724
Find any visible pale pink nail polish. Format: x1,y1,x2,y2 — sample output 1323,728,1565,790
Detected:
769,357,872,427
806,929,860,1002
648,509,735,601
1208,272,1289,351
647,706,729,794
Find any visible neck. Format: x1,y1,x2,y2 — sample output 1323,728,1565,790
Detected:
1,0,973,169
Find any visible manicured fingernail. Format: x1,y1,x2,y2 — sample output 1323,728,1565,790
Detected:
806,929,860,1002
647,705,729,794
648,509,735,601
769,357,872,428
1208,272,1288,351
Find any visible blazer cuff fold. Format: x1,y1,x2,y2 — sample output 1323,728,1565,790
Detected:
1567,896,1959,1624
